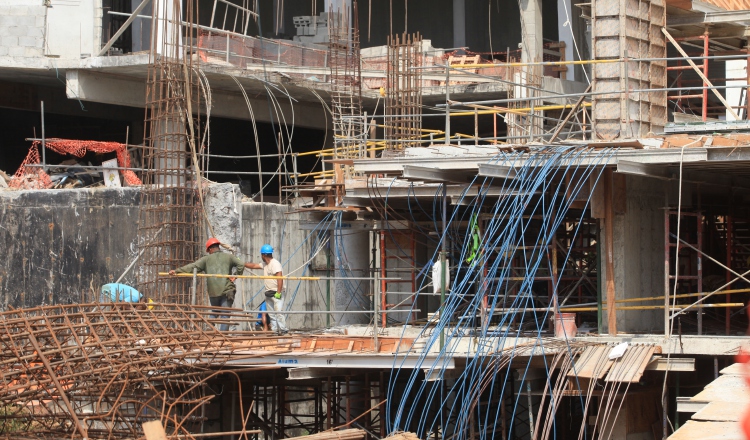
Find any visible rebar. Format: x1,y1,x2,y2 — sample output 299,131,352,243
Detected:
328,2,366,181
137,0,208,303
385,32,423,154
0,303,281,439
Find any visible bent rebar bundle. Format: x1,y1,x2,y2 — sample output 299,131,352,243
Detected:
386,146,623,440
0,303,273,439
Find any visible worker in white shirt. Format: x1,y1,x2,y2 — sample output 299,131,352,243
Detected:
244,244,288,334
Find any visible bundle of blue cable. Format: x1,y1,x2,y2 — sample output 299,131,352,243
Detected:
384,146,616,440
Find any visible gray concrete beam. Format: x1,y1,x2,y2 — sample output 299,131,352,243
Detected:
66,69,329,129
667,10,750,26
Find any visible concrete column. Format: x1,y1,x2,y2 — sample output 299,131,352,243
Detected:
154,116,186,187
324,0,352,12
520,0,542,64
153,0,182,58
726,59,746,121
452,0,465,49
556,0,575,81
333,230,370,326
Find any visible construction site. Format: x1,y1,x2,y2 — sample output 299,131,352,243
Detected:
2,0,750,438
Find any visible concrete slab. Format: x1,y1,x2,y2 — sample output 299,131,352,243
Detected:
720,363,745,375
693,401,744,422
669,420,743,440
691,375,750,404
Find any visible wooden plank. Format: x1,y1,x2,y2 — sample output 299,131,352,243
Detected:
142,420,168,440
567,345,614,379
603,168,617,335
605,345,656,383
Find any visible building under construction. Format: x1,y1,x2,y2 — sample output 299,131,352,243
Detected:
1,0,750,439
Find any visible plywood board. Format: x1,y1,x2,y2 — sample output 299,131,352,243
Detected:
568,345,613,379
668,420,743,440
605,345,656,383
693,401,744,422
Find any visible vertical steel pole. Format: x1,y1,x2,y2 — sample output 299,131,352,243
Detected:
381,231,387,327
41,101,46,172
440,182,447,350
727,216,733,335
526,380,535,439
702,31,709,121
665,209,671,338
597,222,603,334
192,268,198,305
326,234,332,328
697,210,703,335
445,61,450,144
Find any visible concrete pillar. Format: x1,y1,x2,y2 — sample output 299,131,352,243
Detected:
153,0,182,58
153,116,186,187
324,0,352,12
452,0,465,49
333,229,370,326
726,59,746,121
556,0,575,81
520,0,542,65
591,0,666,139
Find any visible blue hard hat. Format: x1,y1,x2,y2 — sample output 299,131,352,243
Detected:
260,244,274,255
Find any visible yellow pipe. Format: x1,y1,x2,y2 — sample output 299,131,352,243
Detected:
560,302,744,312
295,171,334,178
451,58,622,69
160,272,321,281
374,123,445,134
450,102,592,117
604,287,750,305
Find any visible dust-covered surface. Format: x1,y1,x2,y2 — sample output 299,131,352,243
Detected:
0,187,140,309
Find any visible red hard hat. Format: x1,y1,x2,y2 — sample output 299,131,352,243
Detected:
205,238,221,251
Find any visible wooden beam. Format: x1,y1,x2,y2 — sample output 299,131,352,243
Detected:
603,169,617,335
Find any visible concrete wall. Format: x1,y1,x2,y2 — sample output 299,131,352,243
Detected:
606,175,684,333
237,202,326,330
0,187,141,309
0,0,46,61
46,0,101,58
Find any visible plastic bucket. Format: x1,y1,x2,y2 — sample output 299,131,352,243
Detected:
554,313,577,338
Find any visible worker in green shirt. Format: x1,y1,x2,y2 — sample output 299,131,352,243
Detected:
169,237,245,331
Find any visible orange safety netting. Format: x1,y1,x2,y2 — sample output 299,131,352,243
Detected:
9,138,142,190
8,144,52,189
